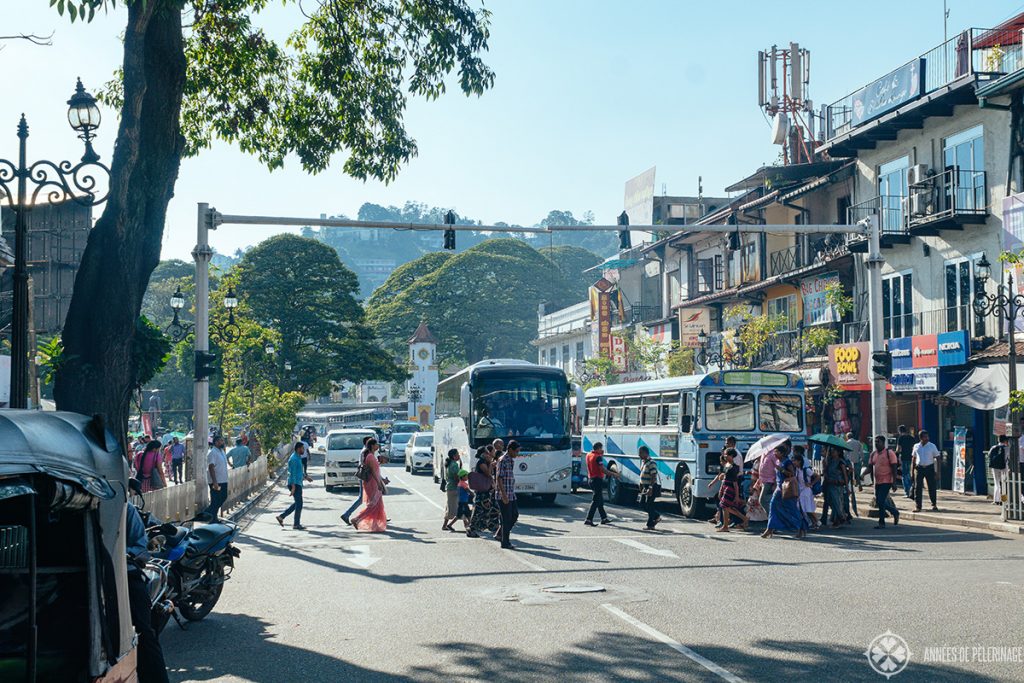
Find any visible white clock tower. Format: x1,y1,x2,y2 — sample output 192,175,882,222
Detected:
407,321,439,427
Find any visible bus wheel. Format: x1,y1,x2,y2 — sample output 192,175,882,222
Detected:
607,474,628,505
677,472,701,518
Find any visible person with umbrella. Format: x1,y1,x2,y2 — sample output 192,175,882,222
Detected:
810,434,854,528
746,434,790,522
761,444,806,539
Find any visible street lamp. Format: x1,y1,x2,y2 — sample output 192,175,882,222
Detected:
165,285,240,344
0,78,110,408
696,329,725,369
408,384,423,423
166,285,194,343
973,254,1024,519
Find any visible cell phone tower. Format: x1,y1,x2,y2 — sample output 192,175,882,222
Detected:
758,43,815,165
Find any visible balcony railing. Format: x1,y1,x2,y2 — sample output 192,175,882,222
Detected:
842,305,999,343
904,168,988,229
627,304,662,324
769,245,803,276
847,195,908,243
825,27,1024,141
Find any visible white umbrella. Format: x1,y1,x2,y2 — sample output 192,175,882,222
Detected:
741,433,790,467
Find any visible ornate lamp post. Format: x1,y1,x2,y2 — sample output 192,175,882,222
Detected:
408,384,423,423
695,329,725,369
1,79,110,408
164,285,240,344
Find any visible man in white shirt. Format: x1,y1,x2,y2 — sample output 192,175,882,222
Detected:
911,429,940,513
205,434,229,519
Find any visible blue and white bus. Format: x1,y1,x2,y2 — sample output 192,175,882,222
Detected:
434,359,584,503
581,370,806,517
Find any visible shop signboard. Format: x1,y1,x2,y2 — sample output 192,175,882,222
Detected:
850,58,924,126
678,308,710,348
888,336,912,371
911,334,938,368
952,426,967,494
800,271,841,326
827,342,871,391
610,334,628,372
937,330,969,366
891,367,938,392
590,287,613,359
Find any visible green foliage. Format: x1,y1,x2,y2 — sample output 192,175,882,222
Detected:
573,356,619,391
538,245,602,302
725,305,788,368
666,342,696,377
617,328,668,378
824,282,854,318
801,326,837,357
133,316,172,387
366,238,580,365
235,234,405,395
37,336,66,387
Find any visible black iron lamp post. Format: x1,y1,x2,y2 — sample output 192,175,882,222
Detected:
408,384,422,423
165,286,241,345
167,286,194,343
1,79,110,408
973,254,1022,480
696,329,725,369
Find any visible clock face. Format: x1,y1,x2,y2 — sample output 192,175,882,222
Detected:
418,349,430,360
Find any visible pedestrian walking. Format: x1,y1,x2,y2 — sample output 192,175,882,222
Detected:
205,435,229,519
455,469,474,534
341,436,375,526
868,435,901,529
469,448,500,536
169,436,185,485
912,430,940,512
352,442,388,533
762,445,807,539
793,452,820,530
496,440,520,549
821,446,847,528
896,425,916,498
227,437,252,468
442,448,464,532
710,448,747,532
134,440,167,493
277,442,313,530
989,434,1008,505
845,432,866,487
583,442,620,526
757,441,781,518
637,446,662,530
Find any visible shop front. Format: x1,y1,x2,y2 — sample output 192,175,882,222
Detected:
826,341,873,441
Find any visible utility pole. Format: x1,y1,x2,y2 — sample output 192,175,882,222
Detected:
192,203,213,515
865,215,888,438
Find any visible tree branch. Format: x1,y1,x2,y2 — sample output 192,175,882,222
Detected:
0,32,54,46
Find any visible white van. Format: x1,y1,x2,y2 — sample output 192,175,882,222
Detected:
324,428,375,492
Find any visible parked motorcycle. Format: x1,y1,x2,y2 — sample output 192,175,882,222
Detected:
129,480,241,633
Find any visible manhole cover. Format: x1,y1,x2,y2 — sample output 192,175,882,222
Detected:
541,584,606,594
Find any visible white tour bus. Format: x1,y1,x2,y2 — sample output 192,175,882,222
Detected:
581,370,806,518
433,359,584,503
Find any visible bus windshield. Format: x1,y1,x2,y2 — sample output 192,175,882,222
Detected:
758,393,804,432
471,373,569,446
704,392,755,432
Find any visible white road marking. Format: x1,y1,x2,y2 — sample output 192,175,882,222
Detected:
346,544,381,569
614,538,678,558
601,604,744,683
389,473,445,511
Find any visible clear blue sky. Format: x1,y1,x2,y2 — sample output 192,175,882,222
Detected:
0,0,1019,260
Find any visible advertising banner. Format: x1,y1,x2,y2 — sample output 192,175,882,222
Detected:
623,167,656,228
936,330,969,366
827,342,872,391
800,271,841,326
911,334,938,368
888,336,912,371
597,290,612,359
891,367,938,392
953,426,967,494
678,308,710,348
610,334,628,372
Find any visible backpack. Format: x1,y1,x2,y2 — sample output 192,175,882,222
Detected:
989,444,1007,470
439,458,449,492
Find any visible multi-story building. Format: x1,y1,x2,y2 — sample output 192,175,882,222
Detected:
533,301,592,377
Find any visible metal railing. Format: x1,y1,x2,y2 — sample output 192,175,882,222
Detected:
1004,471,1023,521
825,27,1024,141
848,195,907,242
904,168,988,229
142,454,271,522
627,304,662,324
842,305,998,343
769,245,802,276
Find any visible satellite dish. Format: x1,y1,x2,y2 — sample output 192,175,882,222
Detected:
771,113,790,145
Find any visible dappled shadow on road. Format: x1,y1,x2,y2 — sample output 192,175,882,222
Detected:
405,632,995,683
165,612,414,683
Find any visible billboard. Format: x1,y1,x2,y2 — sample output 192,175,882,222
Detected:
800,272,841,326
623,167,656,240
827,342,872,391
590,287,612,359
678,308,710,348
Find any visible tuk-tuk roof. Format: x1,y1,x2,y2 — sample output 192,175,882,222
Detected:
0,409,122,499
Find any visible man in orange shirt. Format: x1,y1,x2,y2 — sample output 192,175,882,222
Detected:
584,442,620,526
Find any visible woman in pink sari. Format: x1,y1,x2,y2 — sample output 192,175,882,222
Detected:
352,440,387,532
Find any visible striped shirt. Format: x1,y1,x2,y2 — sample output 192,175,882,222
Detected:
496,455,516,501
639,458,658,487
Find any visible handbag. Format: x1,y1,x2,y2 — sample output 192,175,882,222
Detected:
782,476,799,500
439,459,448,492
145,451,165,490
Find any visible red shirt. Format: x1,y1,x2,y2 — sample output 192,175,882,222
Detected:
586,451,605,479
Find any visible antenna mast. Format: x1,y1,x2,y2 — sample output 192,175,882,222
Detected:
758,42,814,165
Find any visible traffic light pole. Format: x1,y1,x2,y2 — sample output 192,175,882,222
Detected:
192,202,213,514
865,215,888,439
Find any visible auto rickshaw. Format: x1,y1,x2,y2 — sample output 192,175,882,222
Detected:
0,410,138,682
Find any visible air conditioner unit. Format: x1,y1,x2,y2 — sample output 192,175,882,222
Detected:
907,164,929,186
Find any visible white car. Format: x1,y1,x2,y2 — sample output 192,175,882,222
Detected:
324,428,375,492
404,432,434,474
389,432,414,465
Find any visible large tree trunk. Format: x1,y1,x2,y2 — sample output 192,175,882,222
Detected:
53,3,185,438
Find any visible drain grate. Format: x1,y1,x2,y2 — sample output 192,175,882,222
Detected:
541,583,606,594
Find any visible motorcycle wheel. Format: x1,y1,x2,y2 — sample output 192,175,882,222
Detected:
178,562,225,622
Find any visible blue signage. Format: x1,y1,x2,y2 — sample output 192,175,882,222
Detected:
851,58,924,127
937,330,969,366
888,336,913,371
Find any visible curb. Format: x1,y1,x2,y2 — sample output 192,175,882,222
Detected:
865,505,1024,535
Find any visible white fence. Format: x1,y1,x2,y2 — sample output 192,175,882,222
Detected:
142,455,272,522
1004,471,1024,522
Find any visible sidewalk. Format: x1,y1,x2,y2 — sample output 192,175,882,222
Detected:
866,486,1023,535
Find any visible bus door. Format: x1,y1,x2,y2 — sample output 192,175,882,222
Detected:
675,392,698,471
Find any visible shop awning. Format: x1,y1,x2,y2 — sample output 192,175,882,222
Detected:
945,363,1024,410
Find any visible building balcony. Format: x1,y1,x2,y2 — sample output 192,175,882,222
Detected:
846,196,911,253
823,27,1023,147
842,305,999,343
903,168,988,233
768,245,803,277
626,304,663,325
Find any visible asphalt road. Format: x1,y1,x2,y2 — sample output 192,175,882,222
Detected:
162,457,1024,682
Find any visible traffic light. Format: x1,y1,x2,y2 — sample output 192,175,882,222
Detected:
726,215,741,251
443,209,456,250
195,351,218,381
617,211,631,250
871,349,892,381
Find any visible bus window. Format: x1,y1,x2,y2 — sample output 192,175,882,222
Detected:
758,393,803,432
681,393,695,433
625,396,642,426
661,392,680,426
584,399,599,428
641,394,660,426
705,392,755,432
610,406,624,426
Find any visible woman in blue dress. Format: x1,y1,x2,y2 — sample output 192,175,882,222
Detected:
761,445,808,539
